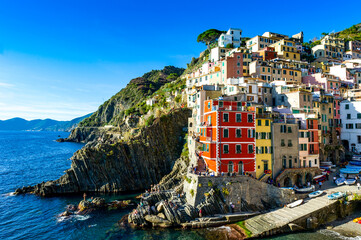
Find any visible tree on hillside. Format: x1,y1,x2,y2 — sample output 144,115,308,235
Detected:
197,29,225,49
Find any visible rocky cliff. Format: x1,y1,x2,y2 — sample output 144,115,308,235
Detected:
16,108,191,196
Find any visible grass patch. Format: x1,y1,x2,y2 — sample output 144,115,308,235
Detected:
236,221,252,238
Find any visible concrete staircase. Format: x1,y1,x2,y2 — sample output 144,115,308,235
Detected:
197,157,207,173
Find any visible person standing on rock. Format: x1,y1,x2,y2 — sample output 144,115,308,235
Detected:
83,193,87,201
319,181,322,189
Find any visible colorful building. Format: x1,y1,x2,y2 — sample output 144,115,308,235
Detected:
199,99,256,175
255,107,273,179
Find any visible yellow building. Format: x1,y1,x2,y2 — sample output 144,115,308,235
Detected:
270,39,300,61
255,108,273,180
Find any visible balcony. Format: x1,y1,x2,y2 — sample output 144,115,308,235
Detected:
256,113,272,119
309,150,319,155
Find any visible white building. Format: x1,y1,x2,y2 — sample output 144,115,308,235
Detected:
340,100,361,153
218,28,242,48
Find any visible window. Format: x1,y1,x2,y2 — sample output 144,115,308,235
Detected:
228,161,233,173
236,129,242,138
289,156,292,168
248,129,255,138
347,114,351,119
223,113,229,122
346,124,354,129
281,139,285,147
288,140,293,147
248,114,253,123
236,145,242,153
257,120,262,126
223,145,229,154
282,156,287,168
288,126,292,133
265,120,269,126
345,104,349,109
358,113,361,119
236,113,242,123
223,129,229,138
280,125,286,133
356,123,361,129
219,101,223,108
248,144,254,153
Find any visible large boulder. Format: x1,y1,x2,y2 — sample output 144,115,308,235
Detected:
145,215,172,228
92,197,106,207
78,200,91,211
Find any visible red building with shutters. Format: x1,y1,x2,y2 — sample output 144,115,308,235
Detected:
307,118,319,155
198,99,256,175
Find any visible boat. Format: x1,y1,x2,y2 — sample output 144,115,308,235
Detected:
320,166,331,170
344,179,356,185
327,192,345,200
313,175,326,183
352,155,361,161
287,199,303,208
335,177,346,186
295,185,315,193
320,161,333,166
308,190,324,198
340,173,358,178
349,161,361,166
345,165,361,169
280,187,294,190
340,168,360,174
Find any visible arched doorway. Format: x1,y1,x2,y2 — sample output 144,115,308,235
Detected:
228,161,234,173
295,174,303,187
305,173,313,184
284,177,292,187
238,162,244,175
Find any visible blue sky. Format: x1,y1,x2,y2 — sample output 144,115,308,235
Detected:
0,0,360,120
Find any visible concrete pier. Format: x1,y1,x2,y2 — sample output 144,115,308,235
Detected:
244,184,361,238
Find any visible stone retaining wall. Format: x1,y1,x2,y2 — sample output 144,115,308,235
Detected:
183,173,296,211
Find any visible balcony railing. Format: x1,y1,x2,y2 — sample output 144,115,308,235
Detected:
309,150,319,155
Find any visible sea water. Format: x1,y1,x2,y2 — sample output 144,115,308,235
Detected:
0,131,353,240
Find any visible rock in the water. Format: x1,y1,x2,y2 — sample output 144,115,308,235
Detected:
78,200,91,211
92,197,106,207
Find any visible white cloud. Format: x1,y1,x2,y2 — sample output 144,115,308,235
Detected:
0,82,15,88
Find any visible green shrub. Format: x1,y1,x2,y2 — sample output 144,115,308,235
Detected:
190,189,194,197
145,115,155,127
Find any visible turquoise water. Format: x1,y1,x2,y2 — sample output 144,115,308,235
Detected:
0,131,357,240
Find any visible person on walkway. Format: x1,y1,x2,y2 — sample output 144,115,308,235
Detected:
199,209,202,218
326,173,329,181
333,176,337,183
319,181,323,189
358,182,360,191
307,182,311,187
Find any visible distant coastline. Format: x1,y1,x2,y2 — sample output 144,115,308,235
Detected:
0,113,92,132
